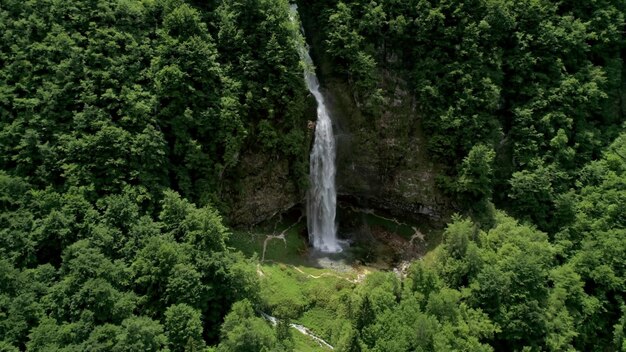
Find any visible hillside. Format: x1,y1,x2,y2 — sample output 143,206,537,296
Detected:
1,0,625,351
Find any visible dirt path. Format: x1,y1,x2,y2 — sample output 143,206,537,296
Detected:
290,265,367,284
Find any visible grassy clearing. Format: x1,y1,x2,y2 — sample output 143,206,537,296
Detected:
292,329,332,351
228,220,309,265
228,213,443,348
257,263,354,347
299,307,351,343
337,205,445,258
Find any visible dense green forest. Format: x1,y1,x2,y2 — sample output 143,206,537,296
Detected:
1,0,625,351
1,0,305,350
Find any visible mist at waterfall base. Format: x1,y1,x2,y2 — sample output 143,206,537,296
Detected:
290,5,343,253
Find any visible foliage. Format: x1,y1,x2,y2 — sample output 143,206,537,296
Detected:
1,0,626,350
217,299,277,352
0,0,306,348
301,0,625,229
0,0,309,214
0,184,258,349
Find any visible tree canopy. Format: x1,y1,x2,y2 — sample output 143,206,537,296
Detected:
1,0,625,350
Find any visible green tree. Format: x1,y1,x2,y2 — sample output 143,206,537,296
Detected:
217,299,277,352
114,316,169,352
164,304,206,352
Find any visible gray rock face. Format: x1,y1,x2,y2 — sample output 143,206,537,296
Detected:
287,3,451,224
226,6,452,227
227,151,301,226
323,72,450,223
226,67,451,227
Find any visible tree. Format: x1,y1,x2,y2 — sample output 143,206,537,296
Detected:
508,163,559,231
114,316,169,352
164,304,206,352
457,144,496,224
274,318,294,352
217,299,277,352
437,216,482,287
469,213,553,349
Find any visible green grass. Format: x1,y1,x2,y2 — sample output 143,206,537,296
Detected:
360,212,416,239
292,329,332,351
228,220,310,265
258,263,354,316
355,209,446,256
255,262,355,347
337,205,444,251
259,264,310,318
228,214,444,349
299,307,350,343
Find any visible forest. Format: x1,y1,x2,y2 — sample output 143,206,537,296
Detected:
0,0,624,351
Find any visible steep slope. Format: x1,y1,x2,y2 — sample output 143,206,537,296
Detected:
298,2,452,224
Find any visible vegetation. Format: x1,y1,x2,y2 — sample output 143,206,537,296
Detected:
1,0,625,351
0,0,309,211
0,0,307,350
302,0,625,231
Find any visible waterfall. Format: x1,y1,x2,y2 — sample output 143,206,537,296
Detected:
289,5,342,253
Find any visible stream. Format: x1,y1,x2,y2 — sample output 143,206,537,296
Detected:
260,311,334,350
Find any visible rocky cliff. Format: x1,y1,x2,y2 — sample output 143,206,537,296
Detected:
299,13,451,224
226,6,453,227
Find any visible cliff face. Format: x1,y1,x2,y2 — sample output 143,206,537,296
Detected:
227,151,302,226
323,69,450,222
299,11,451,224
224,70,451,226
225,6,452,227
224,96,317,227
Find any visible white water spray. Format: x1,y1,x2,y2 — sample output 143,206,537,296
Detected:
290,5,341,253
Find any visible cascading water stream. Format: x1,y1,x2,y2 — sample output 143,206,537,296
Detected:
289,5,341,253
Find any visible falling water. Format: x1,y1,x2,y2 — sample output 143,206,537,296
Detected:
289,5,341,253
